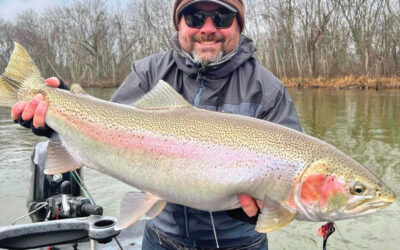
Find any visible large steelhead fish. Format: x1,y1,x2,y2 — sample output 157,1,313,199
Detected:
0,43,396,232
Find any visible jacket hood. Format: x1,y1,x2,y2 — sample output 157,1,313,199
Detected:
169,33,256,79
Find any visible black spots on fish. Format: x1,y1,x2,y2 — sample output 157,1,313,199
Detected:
87,118,96,123
258,165,274,176
91,130,102,137
199,141,207,147
80,115,89,121
256,154,264,161
318,162,331,173
375,188,381,196
104,124,115,130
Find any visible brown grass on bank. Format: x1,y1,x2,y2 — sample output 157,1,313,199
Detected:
74,76,400,89
78,78,123,88
282,76,400,89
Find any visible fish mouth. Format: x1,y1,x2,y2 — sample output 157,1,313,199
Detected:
373,192,397,207
387,193,397,203
345,187,397,211
346,198,395,214
367,200,393,209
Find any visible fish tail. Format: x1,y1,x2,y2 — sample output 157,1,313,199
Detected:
0,42,42,107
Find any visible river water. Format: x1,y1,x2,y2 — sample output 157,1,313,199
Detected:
0,88,399,249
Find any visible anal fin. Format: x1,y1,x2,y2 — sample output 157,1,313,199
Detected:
255,195,296,233
146,200,167,219
115,191,166,230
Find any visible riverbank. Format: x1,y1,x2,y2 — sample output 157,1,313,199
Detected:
282,76,400,89
76,76,400,89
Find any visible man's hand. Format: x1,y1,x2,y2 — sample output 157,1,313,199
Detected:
238,194,262,217
11,77,62,136
226,194,262,224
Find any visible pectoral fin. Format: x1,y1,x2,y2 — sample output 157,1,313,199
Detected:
255,195,296,233
44,134,83,175
115,191,166,230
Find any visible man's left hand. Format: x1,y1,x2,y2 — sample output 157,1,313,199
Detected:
238,194,262,217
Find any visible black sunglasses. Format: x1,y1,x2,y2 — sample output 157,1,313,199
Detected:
182,10,236,29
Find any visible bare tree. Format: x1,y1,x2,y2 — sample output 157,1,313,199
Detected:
0,19,14,71
1,0,399,86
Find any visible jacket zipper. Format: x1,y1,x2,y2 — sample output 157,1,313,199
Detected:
185,72,204,246
194,73,204,107
184,206,190,242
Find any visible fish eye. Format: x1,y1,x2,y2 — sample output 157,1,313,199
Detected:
350,182,366,195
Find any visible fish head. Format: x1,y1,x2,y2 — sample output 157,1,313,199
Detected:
294,151,397,221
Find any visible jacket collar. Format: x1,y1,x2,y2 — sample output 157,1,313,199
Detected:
170,33,256,79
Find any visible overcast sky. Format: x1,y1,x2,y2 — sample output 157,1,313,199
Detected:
0,0,127,22
0,0,63,21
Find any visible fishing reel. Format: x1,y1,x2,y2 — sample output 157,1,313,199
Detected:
27,141,101,221
43,194,103,220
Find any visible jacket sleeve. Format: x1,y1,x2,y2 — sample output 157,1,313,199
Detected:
111,58,159,105
257,85,302,133
110,62,152,105
110,51,174,104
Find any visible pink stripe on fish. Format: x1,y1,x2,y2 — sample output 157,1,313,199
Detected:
73,118,269,166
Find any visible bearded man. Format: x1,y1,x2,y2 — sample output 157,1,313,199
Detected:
11,1,302,249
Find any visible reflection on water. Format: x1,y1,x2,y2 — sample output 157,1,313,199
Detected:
289,89,400,191
0,88,399,249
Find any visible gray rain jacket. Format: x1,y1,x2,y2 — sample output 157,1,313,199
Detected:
111,34,302,248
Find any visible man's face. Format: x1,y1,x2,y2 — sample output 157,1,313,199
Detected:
178,2,240,66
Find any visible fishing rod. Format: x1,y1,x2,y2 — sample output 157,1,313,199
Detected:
0,214,120,249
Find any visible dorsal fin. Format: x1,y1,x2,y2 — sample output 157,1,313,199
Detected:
132,80,191,110
70,83,88,95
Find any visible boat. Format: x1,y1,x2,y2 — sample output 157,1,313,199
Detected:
0,141,144,249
